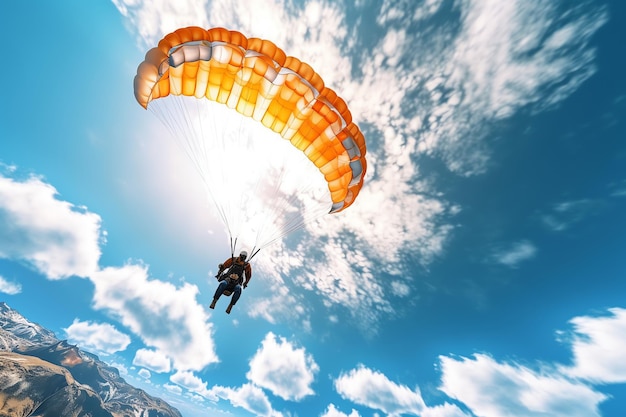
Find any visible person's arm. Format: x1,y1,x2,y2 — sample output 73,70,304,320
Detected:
243,264,252,287
216,258,232,278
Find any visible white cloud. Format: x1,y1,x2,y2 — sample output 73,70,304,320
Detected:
334,365,468,417
177,331,319,414
112,0,210,48
276,306,626,417
541,199,601,231
210,383,283,417
420,0,608,175
248,284,306,325
138,368,151,379
490,240,537,268
609,179,626,197
164,383,183,395
391,281,411,297
108,360,129,376
560,308,626,383
321,404,361,417
335,365,426,415
246,332,319,401
133,348,172,373
439,354,607,417
0,175,102,279
90,264,217,371
171,370,216,400
433,307,626,417
115,0,607,329
63,319,131,354
0,275,21,295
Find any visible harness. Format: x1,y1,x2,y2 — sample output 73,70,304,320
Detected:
227,260,247,282
220,258,248,288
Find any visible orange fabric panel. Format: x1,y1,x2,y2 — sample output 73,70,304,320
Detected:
323,88,352,126
194,60,211,98
182,61,199,96
247,38,286,67
284,57,324,93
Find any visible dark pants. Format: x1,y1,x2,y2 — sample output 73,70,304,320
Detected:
214,280,242,305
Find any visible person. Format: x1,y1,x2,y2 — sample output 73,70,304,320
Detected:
210,250,252,314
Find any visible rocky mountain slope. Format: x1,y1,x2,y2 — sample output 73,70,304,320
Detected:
0,302,182,417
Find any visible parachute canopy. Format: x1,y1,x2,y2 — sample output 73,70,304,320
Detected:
134,26,367,251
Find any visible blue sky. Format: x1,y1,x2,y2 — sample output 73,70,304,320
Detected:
1,1,625,416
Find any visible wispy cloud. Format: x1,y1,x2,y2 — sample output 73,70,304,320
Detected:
541,199,603,231
138,368,152,379
334,364,469,417
608,179,626,197
164,383,183,395
490,239,537,268
439,353,606,417
209,383,283,417
114,0,607,331
112,0,210,48
0,174,102,279
247,282,305,326
425,0,607,175
170,370,216,400
64,319,131,354
0,275,22,295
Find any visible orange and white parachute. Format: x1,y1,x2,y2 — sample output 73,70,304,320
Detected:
134,26,367,252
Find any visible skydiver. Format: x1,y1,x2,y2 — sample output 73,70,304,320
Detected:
210,250,252,314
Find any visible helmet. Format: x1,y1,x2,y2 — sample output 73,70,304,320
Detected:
239,250,248,260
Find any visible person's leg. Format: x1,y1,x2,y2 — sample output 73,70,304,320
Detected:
231,285,242,304
210,281,228,309
226,285,242,314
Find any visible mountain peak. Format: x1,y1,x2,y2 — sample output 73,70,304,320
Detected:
0,303,182,417
0,303,58,350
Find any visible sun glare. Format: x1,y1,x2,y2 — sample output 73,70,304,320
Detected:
149,96,333,252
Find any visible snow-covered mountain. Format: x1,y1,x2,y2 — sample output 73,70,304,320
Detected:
0,302,182,417
0,302,58,350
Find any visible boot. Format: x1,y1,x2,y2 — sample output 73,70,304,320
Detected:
209,298,217,309
225,302,235,314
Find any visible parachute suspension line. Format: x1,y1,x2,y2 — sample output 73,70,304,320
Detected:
228,236,260,263
148,88,335,253
149,94,233,237
242,103,332,250
253,127,334,251
243,96,341,251
230,236,237,259
151,92,335,252
235,117,276,253
248,247,261,261
232,116,257,246
199,97,237,240
250,146,299,250
240,134,334,253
